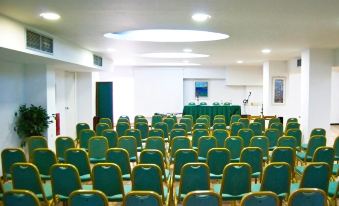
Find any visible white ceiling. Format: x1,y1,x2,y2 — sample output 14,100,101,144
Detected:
1,0,339,67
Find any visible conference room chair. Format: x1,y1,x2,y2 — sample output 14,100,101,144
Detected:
214,115,225,120
180,118,193,134
170,137,191,162
139,149,169,182
250,136,269,161
249,122,263,136
277,136,297,150
230,122,244,136
76,123,90,143
168,114,178,124
239,118,249,128
65,148,92,182
197,136,217,162
182,114,193,122
11,163,53,205
285,122,300,133
135,122,149,142
192,129,209,150
207,148,231,180
253,118,265,132
265,128,280,150
27,136,48,161
0,179,12,200
123,191,162,206
270,122,284,137
149,129,164,141
151,114,163,128
238,128,254,147
68,190,108,206
212,123,227,130
271,147,296,178
213,117,225,125
55,136,75,162
286,117,298,124
240,191,279,206
95,123,110,136
196,118,210,129
225,136,243,162
134,115,145,124
106,148,131,180
117,117,130,125
79,129,95,150
145,136,167,161
101,129,118,148
230,114,241,125
173,123,188,132
3,190,40,206
116,122,130,137
31,148,57,180
192,123,208,130
117,136,138,162
92,163,130,202
301,128,326,150
240,147,263,182
333,136,339,161
183,191,222,206
120,115,130,120
154,122,169,142
199,102,207,105
134,118,148,128
286,129,302,150
212,129,229,147
88,136,108,163
172,149,198,181
288,188,328,206
98,117,113,128
1,148,26,181
328,169,339,206
169,128,186,143
175,163,210,204
212,102,220,106
296,135,326,164
163,117,175,132
268,117,280,128
125,129,143,151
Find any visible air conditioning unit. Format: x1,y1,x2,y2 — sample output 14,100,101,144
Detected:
26,29,53,54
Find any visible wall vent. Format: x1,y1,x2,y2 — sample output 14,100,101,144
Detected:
26,30,53,54
297,58,301,67
93,55,103,67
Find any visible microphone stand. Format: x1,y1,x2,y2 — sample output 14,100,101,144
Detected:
242,92,252,115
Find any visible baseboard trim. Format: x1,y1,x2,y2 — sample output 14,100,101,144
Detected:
330,123,339,125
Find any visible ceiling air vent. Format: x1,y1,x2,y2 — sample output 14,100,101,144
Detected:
93,55,103,67
26,30,53,54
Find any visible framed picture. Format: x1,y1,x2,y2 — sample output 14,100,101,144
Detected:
272,77,285,104
195,81,208,97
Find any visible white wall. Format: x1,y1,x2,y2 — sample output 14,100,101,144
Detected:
331,67,339,123
225,66,263,86
287,58,301,119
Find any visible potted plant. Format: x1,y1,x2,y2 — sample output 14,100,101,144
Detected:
14,104,53,147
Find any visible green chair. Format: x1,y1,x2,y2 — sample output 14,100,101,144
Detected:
172,149,198,181
134,118,148,128
139,150,169,181
117,136,138,162
240,191,279,206
92,163,130,202
132,164,168,203
253,118,265,132
288,188,328,206
88,136,108,163
200,115,211,124
213,163,251,203
152,115,163,128
31,148,57,180
99,117,113,128
230,122,244,136
214,115,225,120
170,137,191,162
212,123,226,130
11,163,52,205
116,122,130,137
76,123,90,142
270,122,283,137
225,136,243,162
196,118,209,129
118,117,130,124
183,191,221,206
168,115,178,124
192,129,209,150
135,122,149,142
199,102,207,105
296,135,326,163
271,147,296,175
174,123,188,132
154,122,169,142
230,114,241,125
285,122,300,133
277,136,297,150
125,129,143,151
250,136,269,161
134,115,145,124
301,128,327,150
249,122,263,136
212,129,229,148
328,171,339,206
106,148,131,180
95,123,110,136
193,123,208,130
240,147,263,181
65,148,92,182
1,148,26,181
268,117,280,128
239,118,249,128
238,129,254,147
207,148,231,179
180,118,193,134
68,190,108,206
79,129,95,150
198,136,217,162
145,136,167,160
265,128,280,150
212,102,220,106
163,117,175,132
287,118,298,124
119,115,130,120
3,190,40,206
55,136,75,162
149,129,164,139
213,118,225,125
334,136,339,161
27,136,47,161
0,176,12,197
176,163,210,203
123,191,162,206
170,129,187,142
102,129,118,148
286,129,302,150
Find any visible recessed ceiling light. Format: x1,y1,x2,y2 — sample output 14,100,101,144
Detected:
104,29,229,42
107,48,117,52
183,48,192,53
237,60,243,64
261,49,271,54
39,12,60,20
139,52,209,59
192,13,211,22
146,62,201,66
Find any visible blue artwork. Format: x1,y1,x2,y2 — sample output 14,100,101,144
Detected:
195,81,208,97
274,78,284,103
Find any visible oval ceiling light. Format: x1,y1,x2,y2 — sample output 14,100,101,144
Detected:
183,48,192,53
40,12,60,20
237,60,244,64
192,13,211,22
104,29,229,42
261,49,271,54
139,52,209,58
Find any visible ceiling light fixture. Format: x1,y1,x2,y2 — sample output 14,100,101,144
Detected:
192,13,211,22
139,52,209,59
261,49,271,54
39,12,60,20
183,48,192,53
104,29,229,42
107,48,117,52
237,60,243,64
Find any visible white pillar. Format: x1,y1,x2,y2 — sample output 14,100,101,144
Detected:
300,49,334,140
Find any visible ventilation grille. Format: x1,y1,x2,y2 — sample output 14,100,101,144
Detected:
297,58,302,67
26,30,53,54
93,55,103,67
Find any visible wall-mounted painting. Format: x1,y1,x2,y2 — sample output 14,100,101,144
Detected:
195,81,208,97
272,77,285,104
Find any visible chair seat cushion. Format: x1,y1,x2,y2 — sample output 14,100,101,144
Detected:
122,174,131,180
333,164,339,175
328,181,338,197
230,158,240,163
251,183,260,192
252,172,261,178
130,156,137,162
210,173,222,180
175,187,187,201
296,152,312,161
80,174,91,181
198,156,207,162
36,182,53,200
89,157,106,163
3,181,12,192
290,183,300,193
295,166,305,175
213,184,246,200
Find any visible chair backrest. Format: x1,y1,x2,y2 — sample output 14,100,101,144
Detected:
285,122,300,133
151,115,163,128
31,148,57,177
265,128,280,148
117,136,137,160
212,129,229,147
118,117,130,124
51,164,82,200
253,118,265,131
287,118,298,124
1,148,26,180
238,129,254,147
88,136,108,161
149,129,164,139
3,190,40,206
260,162,291,196
99,117,113,128
239,118,249,128
270,122,283,137
101,129,118,148
300,162,330,193
192,129,209,148
65,149,91,177
277,136,297,149
286,129,302,148
268,117,280,128
182,115,193,123
193,123,208,130
173,149,198,176
213,102,220,106
312,146,334,171
306,135,327,158
197,117,210,126
240,191,279,206
135,122,149,141
170,129,187,142
220,163,251,196
207,148,231,176
95,123,110,136
106,148,131,176
119,115,130,120
249,122,263,136
55,136,75,161
145,136,166,157
116,122,130,137
174,123,188,132
27,136,48,160
214,115,225,120
79,129,95,150
225,136,243,160
271,147,295,171
310,128,326,137
183,191,221,206
288,188,328,206
180,118,193,133
213,118,225,125
123,191,162,206
163,117,175,132
154,122,168,140
200,102,207,105
198,136,217,158
125,129,142,148
92,163,125,197
171,137,191,157
212,123,226,130
68,190,108,206
139,150,166,176
250,136,269,158
134,115,145,123
76,123,90,140
168,115,178,124
240,147,263,174
334,136,339,159
230,114,241,124
230,122,244,136
179,163,210,196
